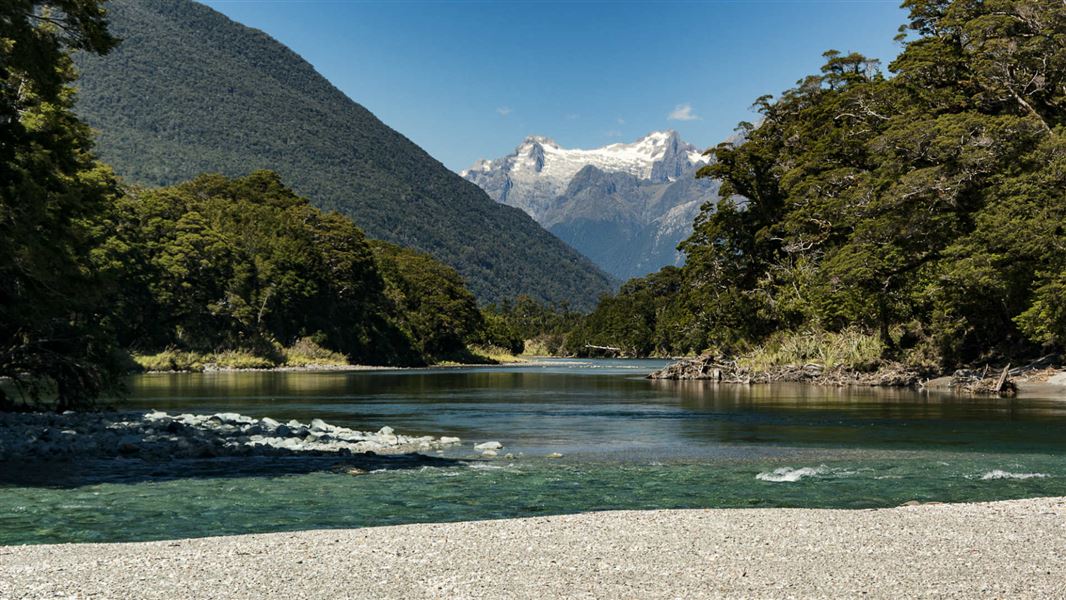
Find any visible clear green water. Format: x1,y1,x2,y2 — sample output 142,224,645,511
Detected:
3,359,1066,545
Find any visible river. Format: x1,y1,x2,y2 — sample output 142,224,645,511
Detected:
2,358,1066,544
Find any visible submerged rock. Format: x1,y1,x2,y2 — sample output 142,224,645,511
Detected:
0,410,466,462
474,441,503,451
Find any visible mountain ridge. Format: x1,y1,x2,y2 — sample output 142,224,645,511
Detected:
72,0,614,308
462,131,719,280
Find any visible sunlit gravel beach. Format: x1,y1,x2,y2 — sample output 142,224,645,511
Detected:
4,497,1065,599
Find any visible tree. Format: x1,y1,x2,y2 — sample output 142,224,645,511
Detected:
577,0,1065,366
1,1,120,408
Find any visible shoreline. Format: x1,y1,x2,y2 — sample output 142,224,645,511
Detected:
134,356,570,374
649,355,1066,398
4,497,1064,598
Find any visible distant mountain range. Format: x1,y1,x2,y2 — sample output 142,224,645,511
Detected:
71,0,613,308
462,131,719,280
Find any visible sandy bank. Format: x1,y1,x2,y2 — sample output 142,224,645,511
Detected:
3,497,1064,599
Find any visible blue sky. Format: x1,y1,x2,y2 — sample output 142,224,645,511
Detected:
200,0,910,171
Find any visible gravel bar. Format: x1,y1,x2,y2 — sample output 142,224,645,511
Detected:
3,497,1065,598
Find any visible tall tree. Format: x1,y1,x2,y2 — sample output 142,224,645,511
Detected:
1,1,119,408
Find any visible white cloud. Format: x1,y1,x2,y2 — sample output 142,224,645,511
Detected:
617,117,626,125
667,103,700,121
496,106,512,117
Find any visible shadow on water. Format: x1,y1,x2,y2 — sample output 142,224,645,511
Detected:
0,451,463,488
652,380,1066,454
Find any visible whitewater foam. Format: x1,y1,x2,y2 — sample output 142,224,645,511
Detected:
755,466,829,483
979,470,1050,480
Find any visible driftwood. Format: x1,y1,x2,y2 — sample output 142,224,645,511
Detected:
584,344,622,355
948,365,1018,396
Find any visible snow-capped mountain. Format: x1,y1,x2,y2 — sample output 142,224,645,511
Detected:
461,131,719,280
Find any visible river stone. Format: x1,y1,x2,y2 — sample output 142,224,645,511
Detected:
259,417,280,430
310,419,330,432
439,436,461,445
474,441,503,451
481,450,498,457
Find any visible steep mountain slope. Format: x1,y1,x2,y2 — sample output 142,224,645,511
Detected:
72,0,613,308
462,131,719,280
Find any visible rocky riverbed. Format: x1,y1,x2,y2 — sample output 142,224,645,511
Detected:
648,356,923,387
0,410,463,462
648,355,1066,397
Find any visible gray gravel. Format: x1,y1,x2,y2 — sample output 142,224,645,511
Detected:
3,497,1065,599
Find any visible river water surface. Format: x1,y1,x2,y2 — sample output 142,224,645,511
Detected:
3,358,1066,544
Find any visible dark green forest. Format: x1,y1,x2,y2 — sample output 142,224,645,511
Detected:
0,1,518,408
3,0,1064,408
562,0,1065,369
69,0,614,308
101,171,495,368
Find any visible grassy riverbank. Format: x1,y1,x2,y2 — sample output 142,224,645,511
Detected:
131,341,533,373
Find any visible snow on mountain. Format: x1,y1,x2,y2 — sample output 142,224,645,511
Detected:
461,130,719,281
461,130,707,223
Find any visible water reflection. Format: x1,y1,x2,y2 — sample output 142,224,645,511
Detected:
112,361,1066,458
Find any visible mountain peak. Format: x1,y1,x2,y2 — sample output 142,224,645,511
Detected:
462,130,709,223
462,129,720,280
521,135,558,148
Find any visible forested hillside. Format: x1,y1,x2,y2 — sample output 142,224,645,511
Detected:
564,0,1065,368
71,0,613,307
4,0,571,409
101,171,496,368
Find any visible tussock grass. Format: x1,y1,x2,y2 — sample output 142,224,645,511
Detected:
737,328,885,372
211,350,276,370
132,350,208,372
467,344,527,364
282,337,349,367
134,339,350,372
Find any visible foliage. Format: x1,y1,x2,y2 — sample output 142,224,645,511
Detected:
561,267,696,357
70,0,613,308
736,328,884,371
101,172,499,369
282,337,349,368
99,171,415,364
479,295,586,356
370,240,484,361
0,0,121,409
574,0,1065,367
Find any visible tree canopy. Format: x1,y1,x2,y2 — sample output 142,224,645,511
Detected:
569,0,1066,367
1,0,121,408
